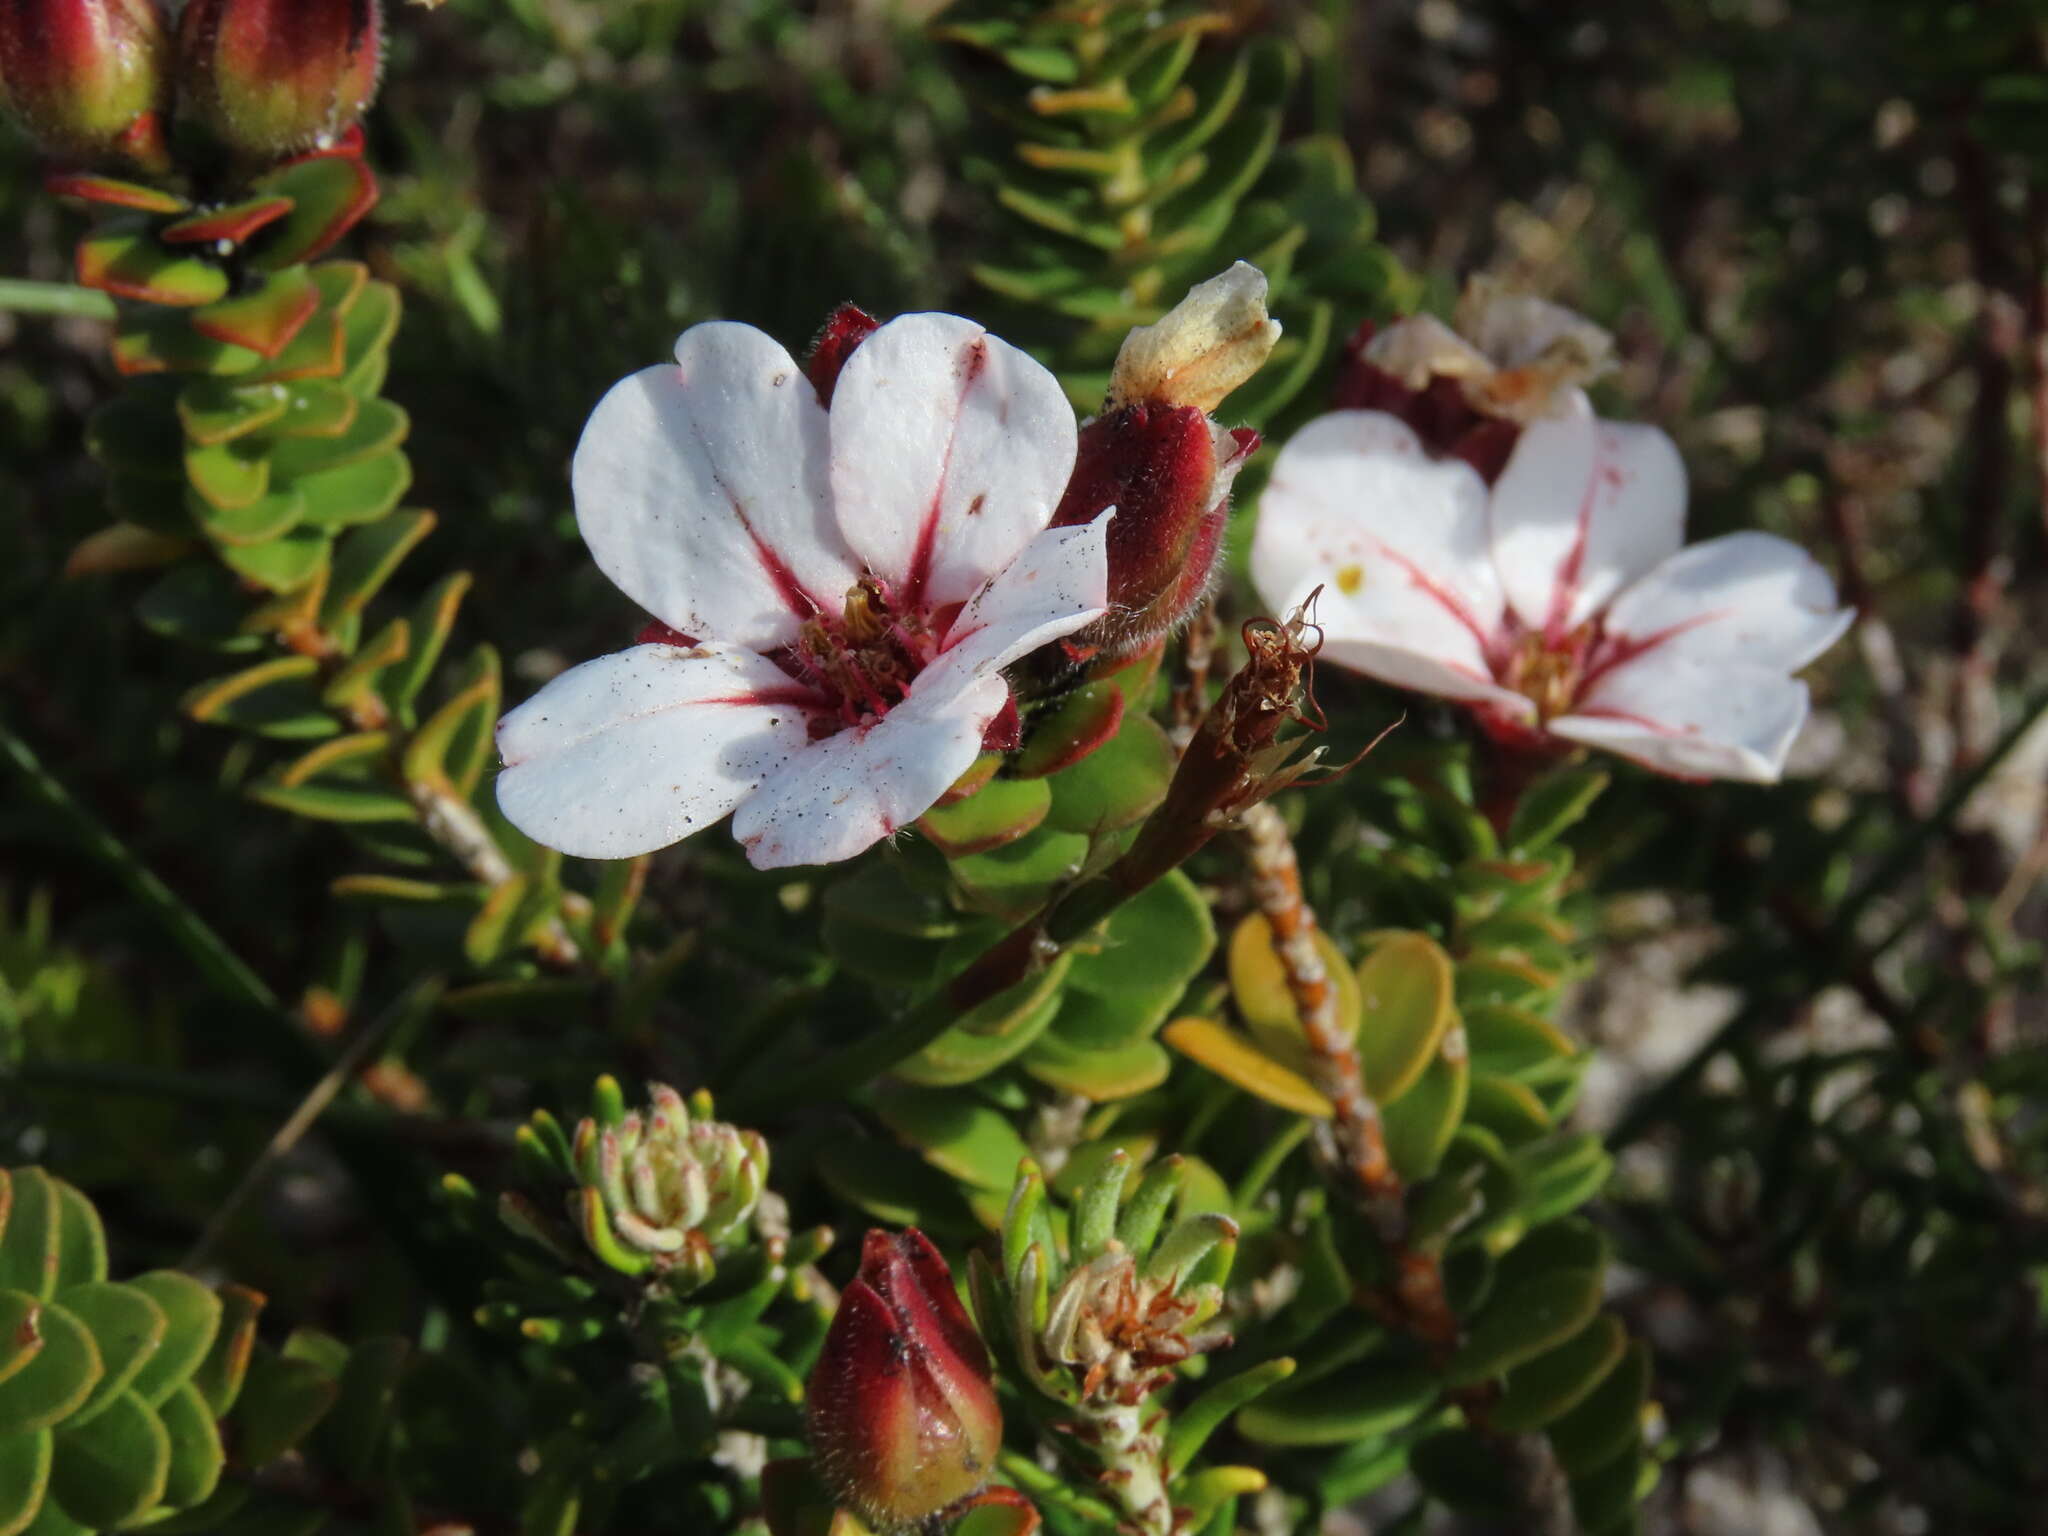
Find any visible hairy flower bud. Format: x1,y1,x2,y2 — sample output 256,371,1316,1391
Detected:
0,0,171,166
175,0,383,160
1048,403,1257,666
807,1229,1002,1528
570,1082,768,1278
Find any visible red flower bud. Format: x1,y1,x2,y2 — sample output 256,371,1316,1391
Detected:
0,0,171,166
175,0,383,160
804,302,880,406
1047,404,1256,667
1333,319,1520,484
807,1228,1002,1528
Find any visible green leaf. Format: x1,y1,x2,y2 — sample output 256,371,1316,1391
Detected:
876,1090,1031,1194
317,1337,408,1481
49,1389,169,1528
1408,1427,1514,1515
122,1274,220,1407
178,379,289,446
113,311,261,377
1041,982,1181,1051
218,527,330,594
918,777,1051,857
1042,716,1174,834
1011,681,1125,779
321,510,434,628
181,657,336,741
0,1429,51,1536
1160,1016,1332,1118
292,451,414,531
1571,1444,1647,1534
1444,1267,1604,1388
1547,1342,1649,1476
0,1293,41,1390
188,1285,264,1418
272,381,359,439
193,486,306,548
48,1187,103,1294
191,267,323,360
248,781,416,823
136,565,264,652
1463,1073,1553,1144
950,827,1090,922
156,1383,224,1509
230,1351,338,1469
1353,932,1457,1103
0,1172,59,1300
1381,1048,1468,1182
0,1303,99,1435
1492,1314,1627,1433
1166,1357,1295,1475
1235,1360,1437,1446
1507,766,1609,854
76,230,229,307
1020,1030,1171,1102
49,1284,164,1429
1067,869,1214,998
896,974,1068,1088
246,158,378,270
269,399,407,479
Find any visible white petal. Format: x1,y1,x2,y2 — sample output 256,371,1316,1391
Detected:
1252,410,1506,693
572,322,856,652
917,518,1111,705
1321,636,1534,715
496,643,818,859
829,312,1078,610
729,677,1005,869
1551,664,1812,783
1489,404,1685,633
1591,530,1853,673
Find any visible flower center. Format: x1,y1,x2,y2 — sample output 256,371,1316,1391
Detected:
789,578,938,734
1496,619,1595,722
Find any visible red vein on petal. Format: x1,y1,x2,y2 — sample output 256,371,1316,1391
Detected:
902,334,990,609
1574,609,1725,699
1361,535,1498,657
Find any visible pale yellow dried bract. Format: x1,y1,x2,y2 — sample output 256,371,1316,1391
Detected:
1109,260,1282,413
1366,276,1616,424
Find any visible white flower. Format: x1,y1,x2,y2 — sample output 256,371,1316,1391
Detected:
496,313,1110,869
1251,398,1853,782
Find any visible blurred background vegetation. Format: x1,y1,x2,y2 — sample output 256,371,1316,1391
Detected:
5,0,2047,1531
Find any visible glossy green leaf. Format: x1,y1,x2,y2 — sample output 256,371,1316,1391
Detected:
230,1351,339,1469
218,527,330,594
1507,765,1610,854
1166,1357,1295,1475
1381,1048,1468,1183
0,1299,100,1437
1020,1030,1171,1101
269,399,408,479
1492,1315,1627,1433
1464,1073,1553,1144
193,487,305,548
1445,1267,1604,1388
191,267,323,360
247,159,379,270
0,1172,59,1300
320,510,434,627
1547,1342,1650,1476
189,1285,264,1418
1353,932,1457,1103
877,1090,1031,1194
1041,982,1181,1051
122,1274,220,1407
156,1383,224,1509
76,230,229,307
49,1389,169,1528
136,565,264,652
918,777,1051,857
1160,1017,1332,1117
0,1293,42,1390
292,451,413,531
1235,1361,1437,1446
178,379,290,446
272,380,359,439
1408,1427,1514,1515
0,1428,52,1536
112,311,262,378
318,1337,408,1481
896,978,1067,1088
1011,681,1124,779
47,1187,102,1295
50,1284,164,1428
1067,869,1214,998
950,827,1090,922
1042,715,1173,834
248,781,416,823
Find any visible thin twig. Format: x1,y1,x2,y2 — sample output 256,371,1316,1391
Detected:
183,979,443,1268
